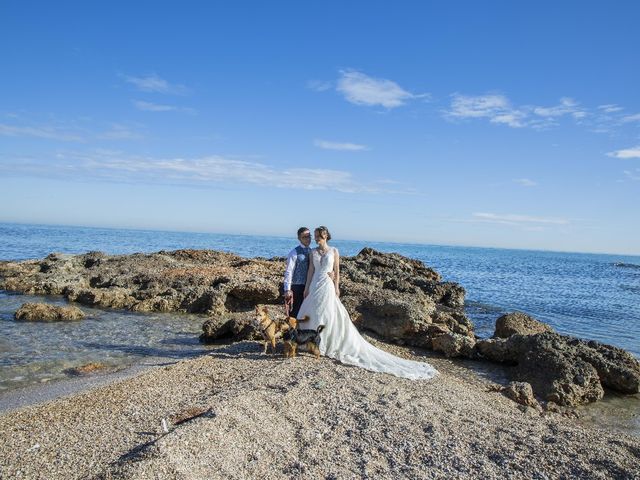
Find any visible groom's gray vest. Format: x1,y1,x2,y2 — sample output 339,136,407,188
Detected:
292,246,310,285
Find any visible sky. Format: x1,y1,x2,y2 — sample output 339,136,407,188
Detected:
1,1,639,255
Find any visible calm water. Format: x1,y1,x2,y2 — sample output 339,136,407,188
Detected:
1,222,639,397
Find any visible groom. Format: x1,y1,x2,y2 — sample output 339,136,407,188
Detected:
283,227,312,318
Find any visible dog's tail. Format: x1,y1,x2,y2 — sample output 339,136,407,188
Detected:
317,325,325,334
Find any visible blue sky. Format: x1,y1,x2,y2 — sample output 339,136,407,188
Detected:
1,1,639,254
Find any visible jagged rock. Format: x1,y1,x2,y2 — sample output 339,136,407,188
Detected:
351,293,435,345
200,314,260,343
200,304,287,343
14,302,85,322
479,331,640,406
432,333,476,358
476,338,519,363
494,311,553,338
501,381,540,409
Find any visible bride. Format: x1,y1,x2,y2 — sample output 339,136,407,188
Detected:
296,226,438,380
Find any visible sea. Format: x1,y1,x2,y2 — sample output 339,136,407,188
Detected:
0,222,639,433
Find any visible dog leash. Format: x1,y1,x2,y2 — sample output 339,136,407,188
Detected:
284,295,292,317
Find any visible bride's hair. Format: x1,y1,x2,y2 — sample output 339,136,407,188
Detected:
315,226,331,241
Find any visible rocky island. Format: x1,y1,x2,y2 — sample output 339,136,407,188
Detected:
0,248,639,478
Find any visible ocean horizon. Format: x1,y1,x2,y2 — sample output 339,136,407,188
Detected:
2,220,639,258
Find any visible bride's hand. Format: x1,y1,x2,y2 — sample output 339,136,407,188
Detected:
303,288,309,298
335,287,340,298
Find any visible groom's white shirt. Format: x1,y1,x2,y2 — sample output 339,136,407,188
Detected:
283,243,308,292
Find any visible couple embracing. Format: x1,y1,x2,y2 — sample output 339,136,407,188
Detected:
283,226,438,380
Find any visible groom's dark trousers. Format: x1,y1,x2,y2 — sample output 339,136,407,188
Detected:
290,284,306,319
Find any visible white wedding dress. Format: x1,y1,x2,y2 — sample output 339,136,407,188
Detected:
296,247,438,380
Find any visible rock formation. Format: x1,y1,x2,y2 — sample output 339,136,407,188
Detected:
493,311,553,338
477,330,640,406
14,302,85,321
0,248,473,349
3,249,639,408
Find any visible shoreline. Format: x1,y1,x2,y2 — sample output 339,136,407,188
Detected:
2,338,638,438
1,338,639,479
0,356,170,415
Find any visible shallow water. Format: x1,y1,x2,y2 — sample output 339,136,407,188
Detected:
0,291,208,392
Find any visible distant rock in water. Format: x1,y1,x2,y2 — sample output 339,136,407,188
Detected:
14,302,85,322
613,262,640,270
0,247,473,350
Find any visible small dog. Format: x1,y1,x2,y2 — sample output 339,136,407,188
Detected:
283,325,325,359
253,306,309,354
254,306,288,354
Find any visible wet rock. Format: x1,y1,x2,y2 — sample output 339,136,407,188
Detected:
494,311,553,338
14,302,85,322
64,362,108,375
431,333,476,358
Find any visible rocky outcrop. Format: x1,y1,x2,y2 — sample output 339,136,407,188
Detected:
14,302,85,322
0,248,473,349
489,381,541,410
478,331,640,406
494,311,553,338
431,332,476,358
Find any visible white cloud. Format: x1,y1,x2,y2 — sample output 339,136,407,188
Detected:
0,123,84,142
446,94,527,128
473,212,569,226
621,113,640,123
624,169,640,181
133,100,195,114
307,80,332,92
598,104,623,113
446,94,591,129
513,178,538,187
607,146,640,159
0,150,413,194
336,70,427,108
313,139,368,151
533,97,585,119
97,124,144,140
121,73,188,95
1,119,144,143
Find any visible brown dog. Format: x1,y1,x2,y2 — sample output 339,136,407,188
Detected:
254,306,309,354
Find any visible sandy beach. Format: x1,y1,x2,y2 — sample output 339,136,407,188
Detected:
1,336,638,480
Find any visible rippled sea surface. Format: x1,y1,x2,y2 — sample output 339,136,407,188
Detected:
1,222,639,397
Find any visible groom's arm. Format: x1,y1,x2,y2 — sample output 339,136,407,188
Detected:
283,248,297,298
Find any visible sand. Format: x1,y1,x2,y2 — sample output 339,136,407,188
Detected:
0,337,639,480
